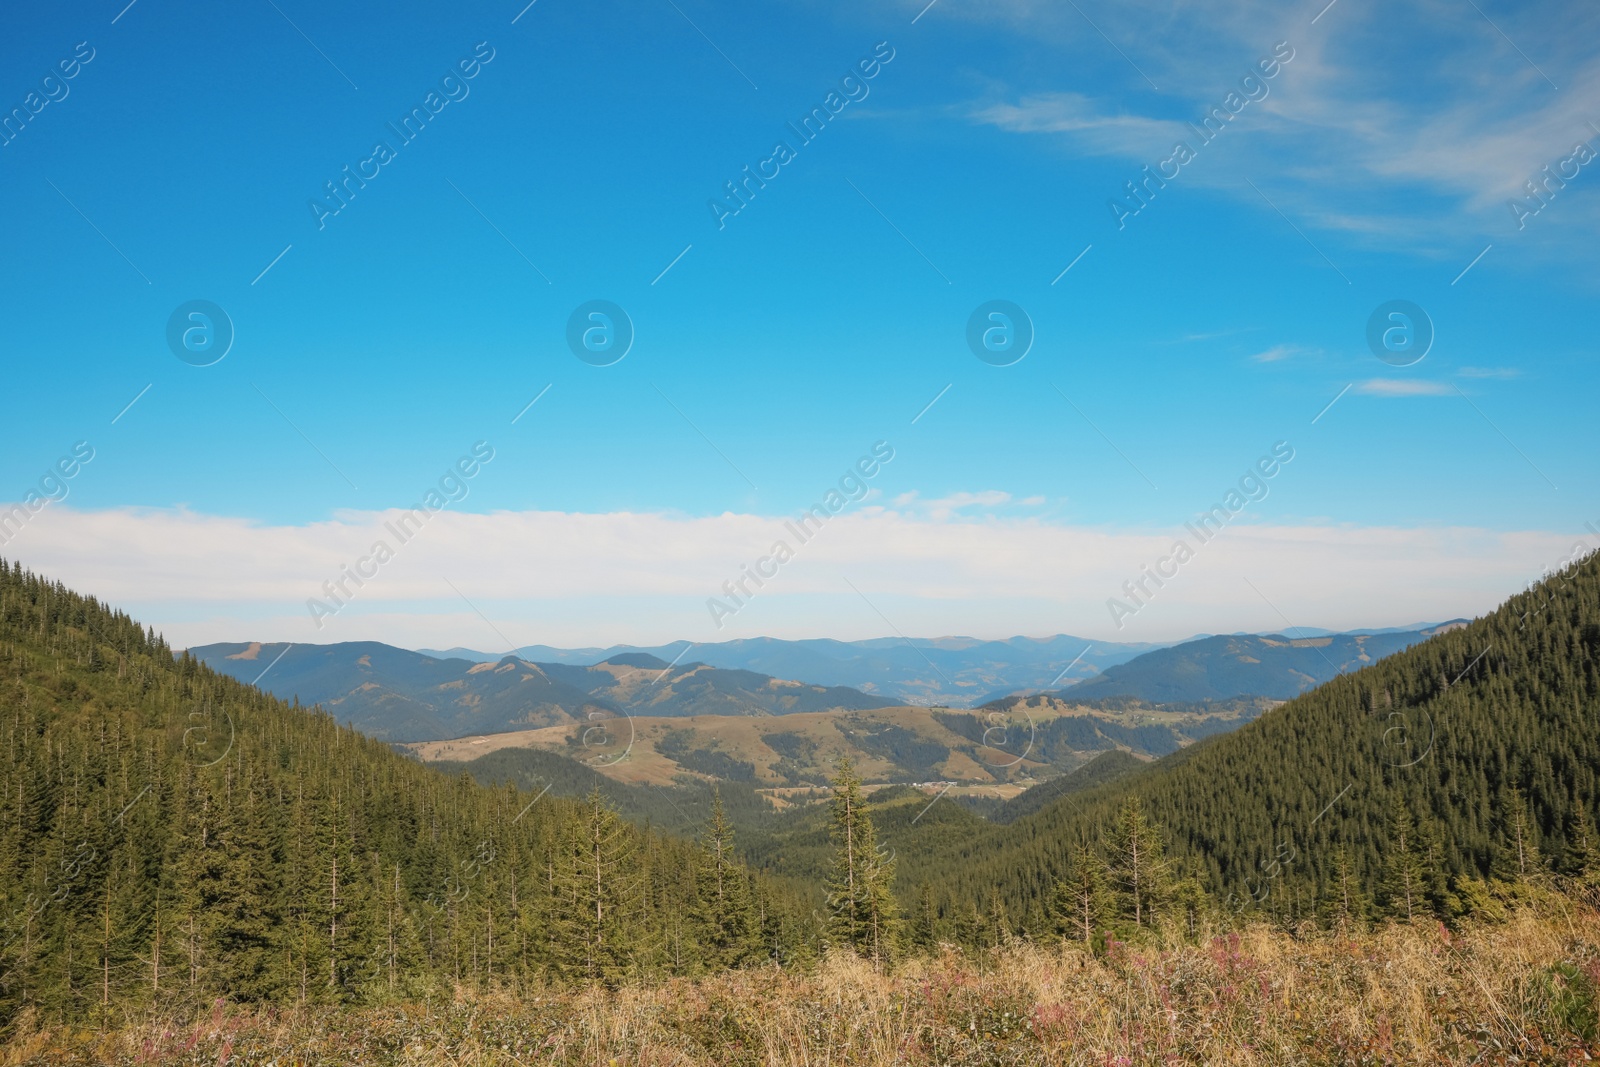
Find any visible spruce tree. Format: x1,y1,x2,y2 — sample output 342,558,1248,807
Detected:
1561,805,1600,896
690,790,760,970
1050,843,1112,945
1380,795,1427,922
1167,859,1211,942
554,788,639,986
1106,797,1171,930
1493,785,1543,885
908,884,941,953
1322,847,1368,935
823,759,899,966
210,780,280,1001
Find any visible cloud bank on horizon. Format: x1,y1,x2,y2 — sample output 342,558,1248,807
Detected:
3,501,1589,651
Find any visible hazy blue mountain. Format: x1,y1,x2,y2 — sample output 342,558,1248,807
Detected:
1053,623,1466,704
190,642,894,742
417,634,1168,707
417,625,1459,708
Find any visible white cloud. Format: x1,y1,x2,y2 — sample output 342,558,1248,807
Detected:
0,503,1581,651
1249,344,1307,363
914,490,1013,520
1354,379,1456,397
970,93,1189,155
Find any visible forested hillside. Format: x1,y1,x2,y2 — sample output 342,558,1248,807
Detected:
0,561,806,1030
919,551,1600,937
1049,627,1451,702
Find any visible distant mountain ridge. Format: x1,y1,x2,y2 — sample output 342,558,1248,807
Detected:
417,625,1460,708
1031,624,1465,704
419,635,1167,707
189,641,895,742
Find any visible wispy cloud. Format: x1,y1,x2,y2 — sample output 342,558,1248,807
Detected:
952,0,1600,254
1249,344,1308,363
1355,379,1455,397
970,93,1187,155
910,490,1014,520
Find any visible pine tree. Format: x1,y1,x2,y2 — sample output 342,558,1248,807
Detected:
1561,805,1600,896
908,884,941,953
1050,843,1112,945
1106,797,1171,930
1322,847,1368,935
281,778,331,1004
553,788,639,986
1494,785,1543,885
985,890,1011,948
1380,795,1428,922
690,790,760,970
1418,812,1457,918
169,768,225,994
373,860,425,998
210,780,281,1000
823,759,899,966
1167,859,1210,943
952,899,984,950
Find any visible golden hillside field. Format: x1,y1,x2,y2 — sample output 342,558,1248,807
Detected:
403,698,1261,789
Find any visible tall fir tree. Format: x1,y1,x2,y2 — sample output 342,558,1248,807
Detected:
552,788,640,986
1380,795,1429,922
210,778,281,1000
1493,785,1543,885
1561,804,1599,895
823,759,899,966
689,790,760,970
908,883,941,953
1050,843,1112,945
1106,797,1172,930
1322,846,1368,935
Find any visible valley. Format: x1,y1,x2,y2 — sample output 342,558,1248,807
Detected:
5,558,1597,1064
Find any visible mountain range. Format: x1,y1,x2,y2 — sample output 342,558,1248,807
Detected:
191,621,1457,756
415,625,1458,708
993,624,1466,706
415,635,1163,706
189,642,895,742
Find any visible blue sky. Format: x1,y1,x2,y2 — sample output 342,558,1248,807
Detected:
2,0,1596,649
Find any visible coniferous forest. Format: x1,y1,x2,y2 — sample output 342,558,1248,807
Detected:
0,559,809,1024
3,554,1600,1064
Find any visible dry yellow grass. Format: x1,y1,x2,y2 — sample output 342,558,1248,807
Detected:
7,903,1600,1065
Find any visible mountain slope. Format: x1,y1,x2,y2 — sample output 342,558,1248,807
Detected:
538,654,896,717
967,748,1147,824
917,555,1600,932
188,642,617,741
0,562,806,1023
190,642,893,742
406,693,1277,791
426,746,788,839
1054,626,1459,703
